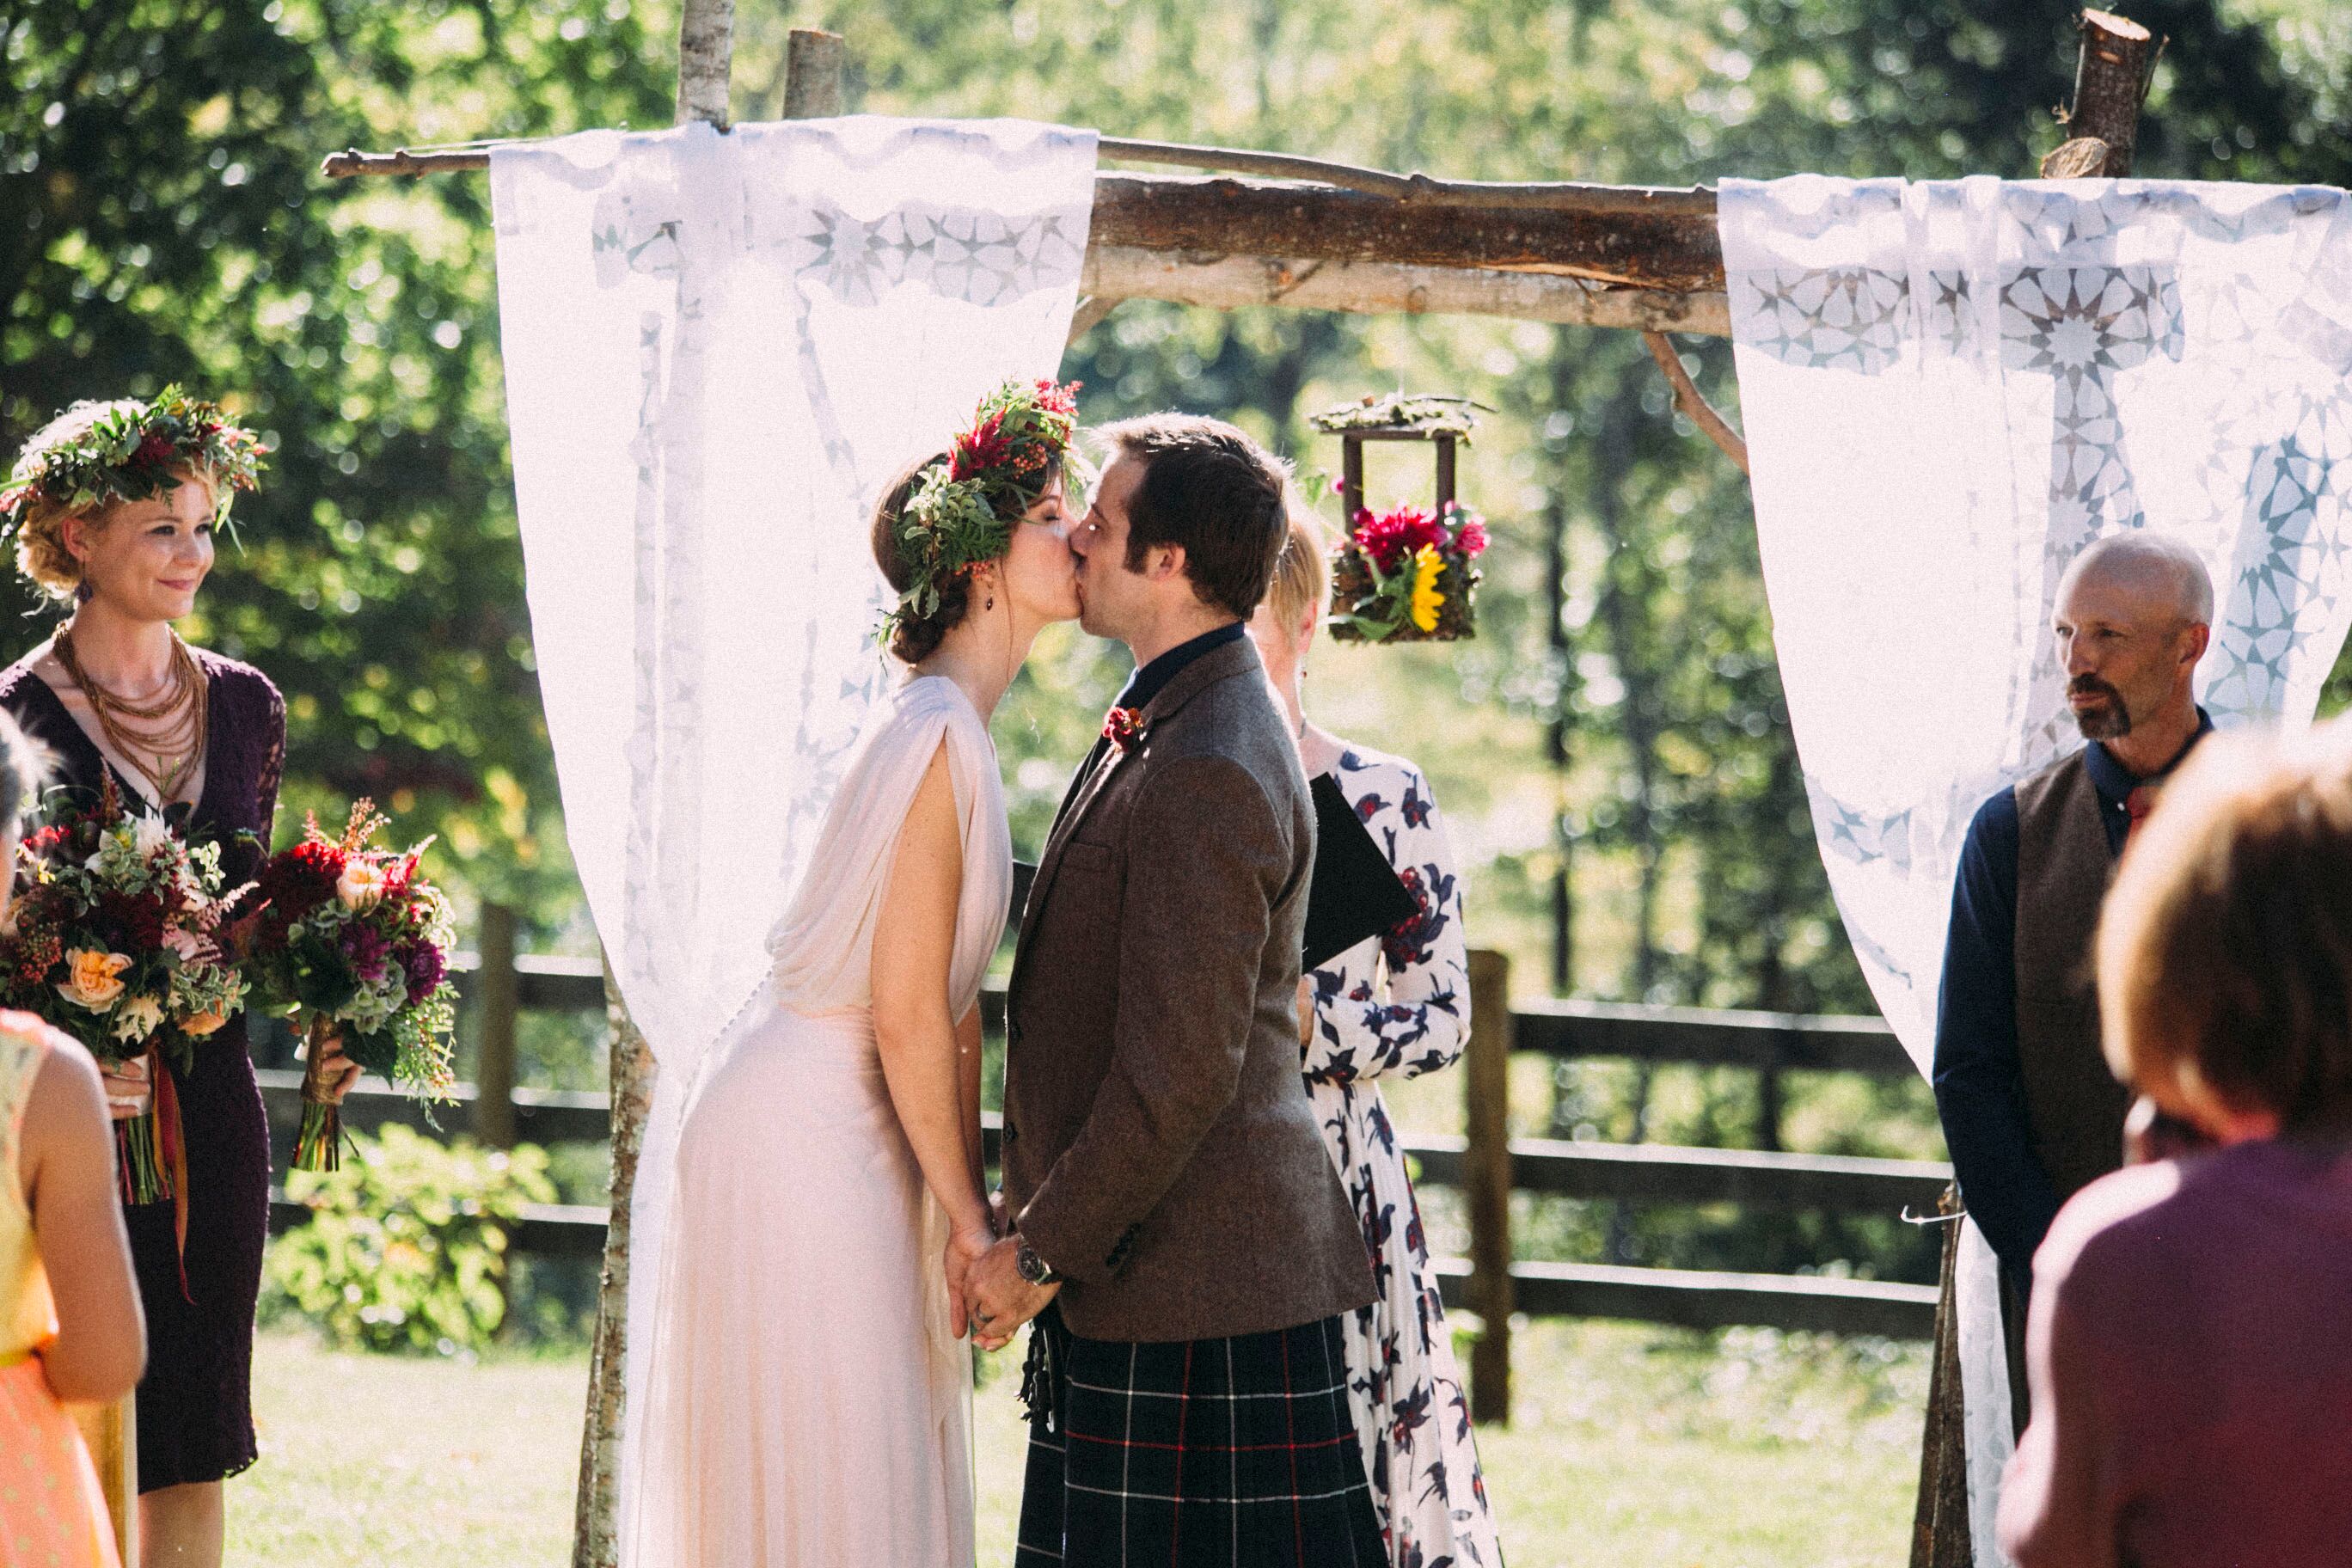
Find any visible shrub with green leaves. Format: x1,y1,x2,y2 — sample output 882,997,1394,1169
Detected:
265,1124,555,1355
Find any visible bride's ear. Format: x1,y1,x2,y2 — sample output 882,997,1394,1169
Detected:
972,558,1001,613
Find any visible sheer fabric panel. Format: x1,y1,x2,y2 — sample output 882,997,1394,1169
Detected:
489,117,1096,1548
1723,175,2352,1566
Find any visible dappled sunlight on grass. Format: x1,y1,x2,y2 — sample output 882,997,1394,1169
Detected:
238,1317,1922,1567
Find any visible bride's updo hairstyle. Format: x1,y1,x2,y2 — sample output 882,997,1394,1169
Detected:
870,379,1083,665
871,453,964,664
869,447,1067,665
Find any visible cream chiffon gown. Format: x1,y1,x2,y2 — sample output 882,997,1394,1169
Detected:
627,675,1011,1568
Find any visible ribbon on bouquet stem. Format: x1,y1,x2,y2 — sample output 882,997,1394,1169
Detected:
290,1014,349,1173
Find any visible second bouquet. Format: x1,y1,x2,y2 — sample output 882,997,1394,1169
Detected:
232,799,458,1172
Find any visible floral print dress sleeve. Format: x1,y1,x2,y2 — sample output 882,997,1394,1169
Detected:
1303,752,1471,1087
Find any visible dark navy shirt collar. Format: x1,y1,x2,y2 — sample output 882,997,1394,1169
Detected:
2084,706,2215,803
1116,621,1246,712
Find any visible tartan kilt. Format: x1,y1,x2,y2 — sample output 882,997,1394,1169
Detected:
1015,1305,1388,1567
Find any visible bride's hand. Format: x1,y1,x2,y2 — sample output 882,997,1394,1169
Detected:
946,1221,995,1339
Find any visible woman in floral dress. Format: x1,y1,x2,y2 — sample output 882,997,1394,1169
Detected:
1246,516,1504,1568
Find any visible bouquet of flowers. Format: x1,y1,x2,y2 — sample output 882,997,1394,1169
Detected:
1327,502,1489,642
0,776,250,1206
232,800,457,1172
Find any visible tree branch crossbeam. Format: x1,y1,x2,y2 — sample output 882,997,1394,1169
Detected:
317,146,1730,333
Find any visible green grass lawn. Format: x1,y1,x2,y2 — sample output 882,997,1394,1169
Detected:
235,1319,1926,1567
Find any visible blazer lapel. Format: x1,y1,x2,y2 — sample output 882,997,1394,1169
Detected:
1009,637,1270,995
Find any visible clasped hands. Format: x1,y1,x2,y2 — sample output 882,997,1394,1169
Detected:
946,1192,1058,1353
98,1028,362,1122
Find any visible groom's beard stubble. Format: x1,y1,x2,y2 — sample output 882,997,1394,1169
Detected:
2069,674,2133,741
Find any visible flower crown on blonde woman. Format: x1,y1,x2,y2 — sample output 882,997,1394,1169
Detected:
1,386,266,540
879,378,1081,646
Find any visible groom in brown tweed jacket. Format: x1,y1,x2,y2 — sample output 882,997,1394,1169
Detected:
965,414,1382,1566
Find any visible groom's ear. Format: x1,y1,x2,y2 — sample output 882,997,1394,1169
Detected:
1142,542,1188,584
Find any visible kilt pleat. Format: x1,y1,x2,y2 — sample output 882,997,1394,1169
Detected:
1015,1305,1388,1567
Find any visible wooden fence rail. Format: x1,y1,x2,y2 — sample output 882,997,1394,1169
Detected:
260,946,1948,1420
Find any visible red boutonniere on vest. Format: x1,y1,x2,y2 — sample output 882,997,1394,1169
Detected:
1103,707,1145,754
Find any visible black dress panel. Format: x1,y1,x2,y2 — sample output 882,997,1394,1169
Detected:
0,644,285,1491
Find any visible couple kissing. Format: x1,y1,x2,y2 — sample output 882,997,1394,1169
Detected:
627,383,1388,1568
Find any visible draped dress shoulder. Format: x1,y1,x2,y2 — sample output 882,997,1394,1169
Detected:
626,674,1010,1568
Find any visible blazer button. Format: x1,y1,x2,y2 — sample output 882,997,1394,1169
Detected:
1002,1121,1018,1144
1007,1020,1023,1048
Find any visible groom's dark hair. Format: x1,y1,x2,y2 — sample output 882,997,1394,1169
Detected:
1099,414,1289,621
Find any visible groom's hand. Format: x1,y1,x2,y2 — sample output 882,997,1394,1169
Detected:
966,1233,1058,1352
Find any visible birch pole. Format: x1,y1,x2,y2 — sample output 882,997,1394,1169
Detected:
568,7,740,1560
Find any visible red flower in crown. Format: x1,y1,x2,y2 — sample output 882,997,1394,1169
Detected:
1103,707,1145,753
951,412,1011,481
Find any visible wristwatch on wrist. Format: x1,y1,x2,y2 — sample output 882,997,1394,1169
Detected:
1014,1237,1061,1287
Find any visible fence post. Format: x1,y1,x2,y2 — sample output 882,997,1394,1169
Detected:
1464,946,1514,1425
475,903,520,1148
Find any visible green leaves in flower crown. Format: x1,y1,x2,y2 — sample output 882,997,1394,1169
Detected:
876,378,1081,650
0,384,266,537
895,464,1012,620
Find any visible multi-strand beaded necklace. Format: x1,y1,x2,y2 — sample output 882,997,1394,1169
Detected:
53,626,208,804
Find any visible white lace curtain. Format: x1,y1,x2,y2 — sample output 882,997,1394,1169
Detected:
489,115,1096,1530
1722,175,2352,1565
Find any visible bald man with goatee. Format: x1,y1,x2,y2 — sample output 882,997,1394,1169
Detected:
1932,532,2214,1427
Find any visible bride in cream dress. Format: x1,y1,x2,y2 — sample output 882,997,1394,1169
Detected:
625,400,1080,1566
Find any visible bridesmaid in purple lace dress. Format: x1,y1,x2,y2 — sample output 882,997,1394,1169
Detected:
0,395,357,1567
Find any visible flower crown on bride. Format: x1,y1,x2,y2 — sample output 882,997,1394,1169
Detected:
1,385,266,536
879,378,1081,646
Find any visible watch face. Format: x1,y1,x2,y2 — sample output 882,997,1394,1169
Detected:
1017,1243,1052,1284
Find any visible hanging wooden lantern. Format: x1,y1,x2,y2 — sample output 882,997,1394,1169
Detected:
1312,394,1489,643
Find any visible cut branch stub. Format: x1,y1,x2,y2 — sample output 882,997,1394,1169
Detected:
782,28,846,119
2055,9,2155,176
1088,173,1726,294
2038,137,2113,180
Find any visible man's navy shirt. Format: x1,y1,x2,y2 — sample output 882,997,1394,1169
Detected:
1931,712,2213,1279
1115,621,1246,712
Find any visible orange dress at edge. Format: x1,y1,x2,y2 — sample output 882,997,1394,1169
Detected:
0,1012,122,1568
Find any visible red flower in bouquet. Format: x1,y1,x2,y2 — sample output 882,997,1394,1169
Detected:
1351,506,1451,573
95,888,168,952
237,799,458,1172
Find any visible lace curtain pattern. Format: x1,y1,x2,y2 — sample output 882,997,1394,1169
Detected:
1722,175,2352,1565
489,116,1096,1534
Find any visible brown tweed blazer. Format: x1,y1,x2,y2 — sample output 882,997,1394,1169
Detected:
1002,634,1378,1343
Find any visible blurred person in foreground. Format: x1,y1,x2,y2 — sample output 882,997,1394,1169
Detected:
1998,720,2352,1568
0,707,145,1568
1932,532,2214,1424
1243,512,1503,1568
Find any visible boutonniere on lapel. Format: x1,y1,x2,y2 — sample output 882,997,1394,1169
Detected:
1102,707,1146,755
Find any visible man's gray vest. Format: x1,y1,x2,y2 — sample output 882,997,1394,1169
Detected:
2011,749,2134,1201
